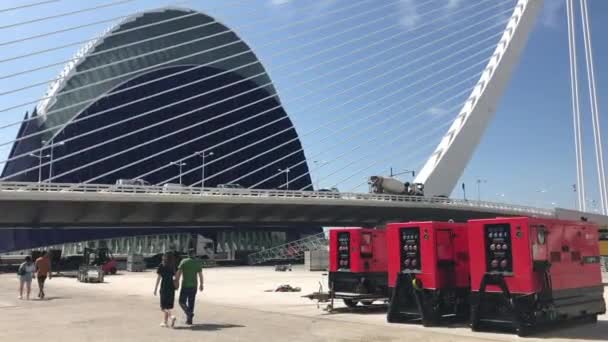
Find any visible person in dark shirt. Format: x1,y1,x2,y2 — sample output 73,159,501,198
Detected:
154,253,176,328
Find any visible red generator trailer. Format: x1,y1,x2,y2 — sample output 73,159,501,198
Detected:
468,217,606,336
328,228,389,308
386,221,470,326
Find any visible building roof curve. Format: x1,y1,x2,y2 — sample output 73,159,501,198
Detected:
37,7,278,141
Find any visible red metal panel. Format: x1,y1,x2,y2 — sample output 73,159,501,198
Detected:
387,221,469,290
436,230,453,261
328,227,387,273
468,217,603,294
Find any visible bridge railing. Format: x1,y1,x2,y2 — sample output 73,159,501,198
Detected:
0,182,554,217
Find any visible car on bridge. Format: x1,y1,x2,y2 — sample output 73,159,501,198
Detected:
162,183,187,194
115,179,150,186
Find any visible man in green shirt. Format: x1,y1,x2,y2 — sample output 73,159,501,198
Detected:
175,251,204,325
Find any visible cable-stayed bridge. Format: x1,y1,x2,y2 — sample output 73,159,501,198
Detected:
0,182,557,227
0,0,606,252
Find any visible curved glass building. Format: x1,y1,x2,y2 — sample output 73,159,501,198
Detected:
0,7,317,255
2,7,311,189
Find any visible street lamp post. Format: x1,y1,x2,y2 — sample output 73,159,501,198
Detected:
195,151,214,188
389,167,416,178
44,140,65,183
29,152,50,183
170,161,187,185
313,160,328,190
462,182,467,201
572,184,578,210
476,179,487,201
278,168,290,190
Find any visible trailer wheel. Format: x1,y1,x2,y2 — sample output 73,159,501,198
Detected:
343,299,358,308
515,325,530,337
585,315,598,324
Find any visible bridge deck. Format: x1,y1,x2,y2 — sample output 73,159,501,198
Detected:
0,182,565,228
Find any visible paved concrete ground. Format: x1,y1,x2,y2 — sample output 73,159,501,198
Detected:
1,266,607,342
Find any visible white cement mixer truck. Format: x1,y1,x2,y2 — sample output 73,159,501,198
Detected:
368,176,424,196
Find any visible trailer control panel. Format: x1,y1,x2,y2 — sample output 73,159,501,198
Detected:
485,223,513,273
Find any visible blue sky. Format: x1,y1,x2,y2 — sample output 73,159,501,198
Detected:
0,0,607,211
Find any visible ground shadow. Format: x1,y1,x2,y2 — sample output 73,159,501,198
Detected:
443,318,608,340
174,323,245,331
533,319,608,341
322,303,389,315
39,296,70,301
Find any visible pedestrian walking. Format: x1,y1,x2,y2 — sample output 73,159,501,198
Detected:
35,251,52,299
17,256,36,300
174,250,203,325
154,253,177,328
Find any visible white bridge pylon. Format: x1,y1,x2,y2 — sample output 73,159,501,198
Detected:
415,0,545,197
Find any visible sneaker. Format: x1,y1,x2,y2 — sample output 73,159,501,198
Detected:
18,296,22,300
160,322,168,328
170,316,176,328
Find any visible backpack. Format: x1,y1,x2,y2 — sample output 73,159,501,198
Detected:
17,263,25,276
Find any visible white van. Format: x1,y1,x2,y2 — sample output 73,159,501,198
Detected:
162,183,185,194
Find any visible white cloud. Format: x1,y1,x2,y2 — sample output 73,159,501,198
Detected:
427,106,448,117
312,0,337,13
268,0,336,17
269,0,291,5
398,0,420,29
541,0,566,29
446,0,464,11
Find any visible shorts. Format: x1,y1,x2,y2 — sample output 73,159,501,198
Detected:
160,290,175,310
19,274,33,283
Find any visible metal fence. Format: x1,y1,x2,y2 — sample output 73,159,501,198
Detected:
0,181,555,217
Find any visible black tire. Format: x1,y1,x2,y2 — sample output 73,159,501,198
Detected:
422,311,441,327
516,325,530,337
343,299,359,308
586,315,598,324
110,267,117,275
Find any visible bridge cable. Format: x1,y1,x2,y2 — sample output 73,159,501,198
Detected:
0,0,382,80
167,66,485,188
0,0,139,30
15,2,508,186
244,88,471,190
173,50,495,188
580,0,607,214
566,0,586,211
222,23,513,188
0,0,512,192
0,0,421,122
0,1,508,174
0,0,444,163
0,1,194,48
0,0,60,13
146,16,508,187
85,12,511,186
0,0,389,95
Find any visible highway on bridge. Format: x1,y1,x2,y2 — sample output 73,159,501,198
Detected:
0,182,603,228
